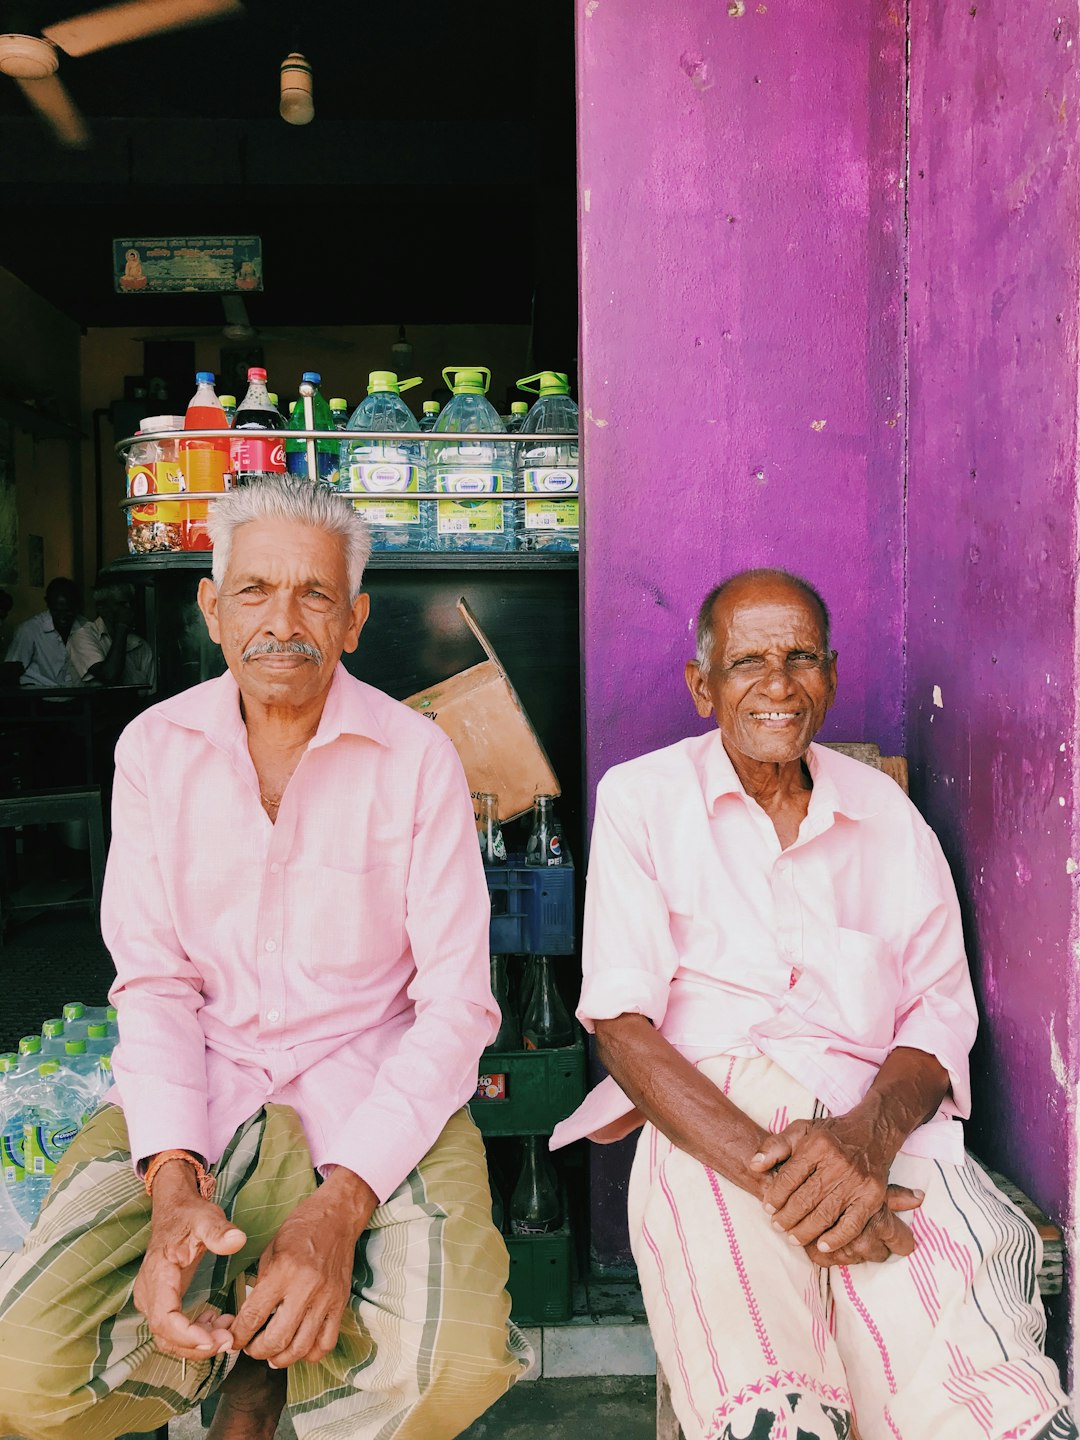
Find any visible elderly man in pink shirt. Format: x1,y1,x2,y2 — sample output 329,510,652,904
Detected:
550,568,1074,1440
0,478,530,1440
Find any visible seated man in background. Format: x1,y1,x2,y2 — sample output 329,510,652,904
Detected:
0,478,528,1440
5,575,86,688
67,576,155,690
551,567,1074,1440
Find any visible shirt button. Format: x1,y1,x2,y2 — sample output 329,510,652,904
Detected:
264,939,277,953
270,862,280,874
266,1009,280,1023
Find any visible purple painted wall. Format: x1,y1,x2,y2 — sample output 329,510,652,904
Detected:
907,4,1080,1244
577,0,906,1265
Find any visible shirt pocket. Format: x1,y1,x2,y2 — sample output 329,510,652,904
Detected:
828,926,900,1049
300,862,407,981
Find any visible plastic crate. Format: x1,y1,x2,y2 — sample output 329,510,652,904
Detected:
505,1219,574,1325
485,853,575,955
471,1039,587,1136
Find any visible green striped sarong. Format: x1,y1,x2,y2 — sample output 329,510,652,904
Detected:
0,1103,531,1440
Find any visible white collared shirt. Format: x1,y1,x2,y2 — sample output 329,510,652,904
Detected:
5,609,86,687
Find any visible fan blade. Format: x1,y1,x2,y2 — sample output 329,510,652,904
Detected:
42,0,243,59
15,74,89,148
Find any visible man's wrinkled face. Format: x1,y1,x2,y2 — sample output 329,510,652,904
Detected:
197,518,369,713
686,579,837,766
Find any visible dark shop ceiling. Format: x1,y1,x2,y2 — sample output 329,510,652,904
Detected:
0,1,578,338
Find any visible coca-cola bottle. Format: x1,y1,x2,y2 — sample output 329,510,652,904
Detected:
521,956,575,1050
232,367,287,486
509,1135,561,1235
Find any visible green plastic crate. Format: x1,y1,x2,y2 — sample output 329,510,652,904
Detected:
471,1039,586,1136
505,1220,573,1325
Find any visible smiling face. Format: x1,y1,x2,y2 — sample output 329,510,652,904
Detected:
197,516,369,715
685,576,837,768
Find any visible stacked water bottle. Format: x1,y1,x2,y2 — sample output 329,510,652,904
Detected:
0,1001,118,1252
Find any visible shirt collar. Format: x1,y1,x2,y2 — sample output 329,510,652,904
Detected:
159,663,391,753
701,730,883,822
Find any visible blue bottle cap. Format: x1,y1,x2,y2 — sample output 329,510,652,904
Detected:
195,371,215,383
302,371,322,384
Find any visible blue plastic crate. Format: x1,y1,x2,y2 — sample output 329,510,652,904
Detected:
485,853,575,955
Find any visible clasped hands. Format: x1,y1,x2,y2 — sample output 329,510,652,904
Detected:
748,1113,924,1267
133,1159,374,1368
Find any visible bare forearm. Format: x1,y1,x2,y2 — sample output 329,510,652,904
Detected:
843,1045,950,1170
595,1014,770,1197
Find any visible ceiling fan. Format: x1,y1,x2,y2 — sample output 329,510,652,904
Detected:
136,294,355,352
0,0,244,148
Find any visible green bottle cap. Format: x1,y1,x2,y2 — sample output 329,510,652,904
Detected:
329,397,348,411
517,371,570,397
87,1023,108,1039
65,1040,87,1055
39,1061,60,1076
423,401,440,415
289,401,298,414
42,1018,64,1039
219,395,237,409
19,1036,41,1055
106,1007,118,1023
367,371,422,396
442,367,491,396
511,401,528,416
99,1055,113,1072
268,393,279,408
63,1002,85,1022
0,1054,18,1073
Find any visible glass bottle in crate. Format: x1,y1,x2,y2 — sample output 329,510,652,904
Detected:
521,956,575,1050
476,791,507,865
525,794,566,867
510,1135,561,1235
486,955,521,1051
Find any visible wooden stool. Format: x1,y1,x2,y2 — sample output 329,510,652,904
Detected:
0,786,106,937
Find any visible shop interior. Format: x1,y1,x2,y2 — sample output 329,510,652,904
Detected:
0,0,596,1326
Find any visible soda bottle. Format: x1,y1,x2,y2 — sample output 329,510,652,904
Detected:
521,956,575,1050
509,1135,561,1235
181,371,231,550
341,371,427,551
219,394,237,426
486,955,521,1051
418,400,441,432
525,794,566,867
232,367,287,487
517,371,579,554
476,791,507,865
430,367,516,553
286,371,336,483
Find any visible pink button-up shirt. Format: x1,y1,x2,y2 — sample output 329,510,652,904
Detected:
101,665,498,1202
550,735,977,1162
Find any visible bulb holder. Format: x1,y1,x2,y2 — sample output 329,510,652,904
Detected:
280,52,314,126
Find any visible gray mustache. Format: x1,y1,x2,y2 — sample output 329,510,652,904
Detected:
242,639,324,664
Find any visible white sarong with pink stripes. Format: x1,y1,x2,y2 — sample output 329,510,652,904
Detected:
629,1056,1075,1440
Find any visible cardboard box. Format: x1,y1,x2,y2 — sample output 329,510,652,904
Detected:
403,597,561,822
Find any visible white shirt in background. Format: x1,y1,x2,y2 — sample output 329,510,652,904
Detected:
5,610,86,687
67,616,155,689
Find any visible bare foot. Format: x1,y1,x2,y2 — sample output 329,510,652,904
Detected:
206,1352,288,1440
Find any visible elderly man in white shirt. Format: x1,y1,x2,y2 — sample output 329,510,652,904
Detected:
551,567,1074,1440
67,578,155,690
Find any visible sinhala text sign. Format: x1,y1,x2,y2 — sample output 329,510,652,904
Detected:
113,236,263,295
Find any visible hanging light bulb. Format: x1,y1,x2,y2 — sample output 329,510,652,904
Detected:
391,324,413,372
280,52,314,125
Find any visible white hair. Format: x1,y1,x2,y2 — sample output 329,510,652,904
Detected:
208,478,372,598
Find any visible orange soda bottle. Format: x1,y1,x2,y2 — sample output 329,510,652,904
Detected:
181,371,232,550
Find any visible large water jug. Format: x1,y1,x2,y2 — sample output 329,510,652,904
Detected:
516,372,579,554
341,372,427,552
430,368,515,552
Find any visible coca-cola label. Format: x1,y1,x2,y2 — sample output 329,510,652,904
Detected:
233,436,285,474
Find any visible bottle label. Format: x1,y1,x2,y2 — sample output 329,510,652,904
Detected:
525,498,579,531
434,471,508,495
475,1073,508,1101
437,499,506,534
350,496,422,527
233,435,286,475
523,467,578,494
2,1130,25,1183
346,462,419,494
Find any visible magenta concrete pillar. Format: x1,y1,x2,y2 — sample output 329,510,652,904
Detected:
576,0,906,1266
907,0,1080,1367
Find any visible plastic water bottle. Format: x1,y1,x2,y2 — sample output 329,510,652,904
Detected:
16,1035,42,1069
517,372,579,554
504,400,528,433
0,1054,27,1250
342,371,427,553
329,398,349,432
286,372,336,483
431,367,515,553
232,367,287,487
418,400,441,432
13,1062,84,1230
219,394,237,427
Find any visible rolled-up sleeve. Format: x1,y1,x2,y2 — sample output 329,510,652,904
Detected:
575,770,680,1032
320,732,498,1202
102,724,211,1169
890,823,977,1119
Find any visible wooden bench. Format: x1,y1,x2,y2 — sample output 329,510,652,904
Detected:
656,745,1066,1439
